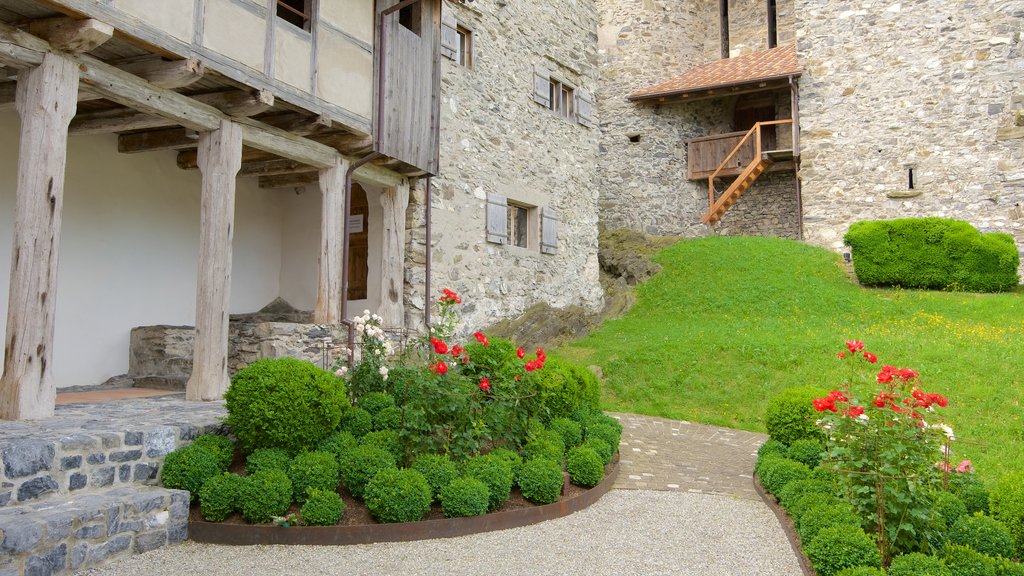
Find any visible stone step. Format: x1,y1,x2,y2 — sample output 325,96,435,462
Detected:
0,485,189,575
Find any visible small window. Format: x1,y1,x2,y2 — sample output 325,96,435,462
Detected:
767,0,778,48
548,79,574,118
399,3,422,36
276,0,311,31
507,202,532,248
456,26,473,67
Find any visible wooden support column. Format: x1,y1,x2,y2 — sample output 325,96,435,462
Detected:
186,120,243,401
0,53,79,420
315,158,349,324
378,181,410,328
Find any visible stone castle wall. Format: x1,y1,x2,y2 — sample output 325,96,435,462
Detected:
404,0,605,332
713,171,801,239
796,0,1024,276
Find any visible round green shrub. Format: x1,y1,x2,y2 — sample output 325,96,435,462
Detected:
317,431,358,464
584,423,621,454
566,446,604,488
778,479,832,511
934,491,970,530
758,457,811,496
360,430,402,463
439,476,490,518
791,493,847,527
835,568,887,576
583,437,613,466
161,444,222,501
810,466,840,485
989,473,1024,559
948,514,1015,559
357,391,395,415
239,469,293,524
198,472,244,522
488,448,524,472
300,488,345,526
805,525,883,576
582,411,622,434
992,557,1024,576
943,544,997,576
798,503,862,544
340,407,373,438
338,444,397,500
758,439,789,459
549,418,583,450
225,358,347,454
525,430,566,465
245,447,292,476
372,406,403,432
888,553,952,576
950,474,990,516
191,433,235,471
765,386,828,445
411,453,460,500
787,439,826,469
517,458,563,504
363,468,432,523
287,451,340,504
462,454,513,511
534,358,600,422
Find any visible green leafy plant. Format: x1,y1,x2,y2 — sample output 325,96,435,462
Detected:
549,418,583,450
535,359,600,423
358,391,396,416
338,445,397,500
461,454,513,511
287,451,340,504
191,433,235,471
225,358,348,454
439,476,490,518
989,473,1024,559
487,447,524,473
992,558,1024,576
765,386,827,445
791,493,847,527
345,311,394,399
161,444,222,501
373,406,403,432
758,457,811,496
300,488,345,526
583,437,613,466
198,472,244,522
411,453,460,501
340,407,373,438
360,430,403,463
806,525,884,576
758,439,789,459
947,514,1015,559
943,543,997,576
363,468,432,523
317,431,358,464
888,553,952,576
245,447,292,476
798,503,862,545
566,446,604,488
778,479,833,511
835,568,887,576
239,469,293,524
950,474,990,516
517,458,563,504
787,438,826,469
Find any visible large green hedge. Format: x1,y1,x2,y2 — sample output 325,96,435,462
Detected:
844,217,1019,293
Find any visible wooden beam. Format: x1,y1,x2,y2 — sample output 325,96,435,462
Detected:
0,53,79,420
259,112,333,136
186,120,243,402
258,171,318,188
237,158,315,177
28,18,112,54
118,127,199,154
378,182,410,328
314,158,349,324
178,145,276,170
258,161,406,189
70,89,275,135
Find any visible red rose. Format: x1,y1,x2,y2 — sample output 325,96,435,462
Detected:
524,360,537,372
451,345,464,357
474,331,489,346
847,405,865,418
863,351,877,363
838,352,846,359
479,377,491,391
440,288,462,304
431,361,448,375
536,348,546,362
516,347,525,359
431,338,449,355
846,340,865,353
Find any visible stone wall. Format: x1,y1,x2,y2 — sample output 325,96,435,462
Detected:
404,0,605,332
725,0,796,56
797,0,1024,277
712,171,800,238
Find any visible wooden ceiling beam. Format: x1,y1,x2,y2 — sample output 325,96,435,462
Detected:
258,171,318,189
69,89,274,135
117,127,199,154
237,158,314,177
28,17,112,53
258,112,333,136
177,145,276,170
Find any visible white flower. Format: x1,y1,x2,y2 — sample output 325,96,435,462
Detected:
334,366,348,377
932,424,955,442
379,366,389,381
857,414,869,422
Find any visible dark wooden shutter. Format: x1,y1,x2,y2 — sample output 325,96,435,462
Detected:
486,193,508,245
533,64,550,107
540,207,558,255
576,88,594,128
440,3,458,61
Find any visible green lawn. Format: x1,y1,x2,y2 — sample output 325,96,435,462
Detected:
558,236,1024,481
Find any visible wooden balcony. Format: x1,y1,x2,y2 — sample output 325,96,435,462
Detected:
686,123,796,181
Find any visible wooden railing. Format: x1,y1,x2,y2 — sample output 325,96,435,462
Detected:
706,119,793,212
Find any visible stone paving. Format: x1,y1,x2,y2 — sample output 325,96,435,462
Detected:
610,412,767,500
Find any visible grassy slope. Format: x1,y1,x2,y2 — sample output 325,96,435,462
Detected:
558,236,1024,480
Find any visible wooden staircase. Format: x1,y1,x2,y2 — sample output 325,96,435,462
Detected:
702,120,793,225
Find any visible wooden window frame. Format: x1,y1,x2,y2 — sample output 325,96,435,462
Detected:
507,202,535,249
456,25,473,67
548,78,574,119
276,0,312,32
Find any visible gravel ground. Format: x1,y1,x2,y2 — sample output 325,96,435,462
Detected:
80,490,803,576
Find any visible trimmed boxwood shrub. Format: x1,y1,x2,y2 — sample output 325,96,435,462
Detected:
525,429,566,464
948,514,1015,559
787,439,825,469
462,454,514,511
439,476,490,518
583,437,613,466
758,457,810,496
245,447,292,476
806,525,883,576
798,503,862,544
198,472,244,522
239,469,293,524
778,479,832,510
757,439,789,459
943,544,997,576
338,445,397,499
584,424,620,456
317,431,358,464
225,358,348,454
566,446,604,488
993,558,1024,576
161,444,222,501
549,418,583,450
517,458,563,504
488,448,524,473
844,217,1020,293
934,491,970,530
411,453,460,500
340,407,373,438
363,468,432,523
888,553,952,576
373,406,403,432
765,386,827,445
989,473,1024,559
287,451,340,504
300,488,345,526
191,433,235,471
535,358,600,422
357,391,395,415
790,493,847,527
956,479,991,516
360,430,402,463
835,569,887,576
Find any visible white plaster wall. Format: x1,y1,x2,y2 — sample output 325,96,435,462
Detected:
0,112,283,389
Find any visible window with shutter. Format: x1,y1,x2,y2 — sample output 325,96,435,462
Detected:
576,89,594,128
440,4,459,60
541,208,558,255
485,193,508,245
533,64,551,107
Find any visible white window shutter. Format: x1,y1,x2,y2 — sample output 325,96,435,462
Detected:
541,207,558,255
576,89,594,128
533,64,550,107
440,3,458,60
486,193,508,245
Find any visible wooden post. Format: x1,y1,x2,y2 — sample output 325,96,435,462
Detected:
315,157,349,324
0,53,79,420
378,181,410,328
186,120,242,401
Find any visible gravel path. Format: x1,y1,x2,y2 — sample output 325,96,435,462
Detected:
80,490,802,576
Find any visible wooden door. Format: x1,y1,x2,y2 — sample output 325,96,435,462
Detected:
348,184,369,301
733,101,778,151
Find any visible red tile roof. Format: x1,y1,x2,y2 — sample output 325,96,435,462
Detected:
629,44,801,101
